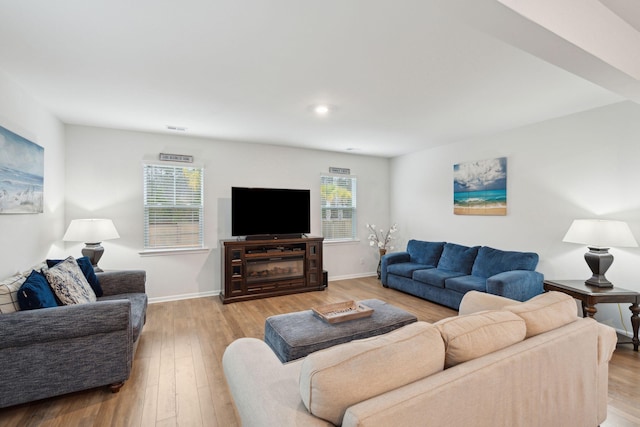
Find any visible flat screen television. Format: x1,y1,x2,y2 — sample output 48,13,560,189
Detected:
231,187,311,238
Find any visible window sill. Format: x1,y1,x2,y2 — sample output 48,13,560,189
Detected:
323,239,361,246
139,247,210,257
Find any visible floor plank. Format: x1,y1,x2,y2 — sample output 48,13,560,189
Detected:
0,276,637,426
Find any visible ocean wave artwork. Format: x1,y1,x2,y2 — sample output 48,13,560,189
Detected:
0,125,44,214
453,157,507,216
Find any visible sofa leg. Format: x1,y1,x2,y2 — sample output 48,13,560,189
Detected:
110,381,125,393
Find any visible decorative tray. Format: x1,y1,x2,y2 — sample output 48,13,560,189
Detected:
312,300,374,324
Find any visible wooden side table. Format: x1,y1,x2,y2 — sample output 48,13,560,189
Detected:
543,279,639,351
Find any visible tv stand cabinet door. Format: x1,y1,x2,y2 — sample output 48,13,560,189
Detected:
306,239,323,289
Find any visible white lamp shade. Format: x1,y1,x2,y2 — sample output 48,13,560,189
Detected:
63,219,120,243
562,219,638,248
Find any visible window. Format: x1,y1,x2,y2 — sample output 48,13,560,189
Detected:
143,164,204,250
320,174,357,241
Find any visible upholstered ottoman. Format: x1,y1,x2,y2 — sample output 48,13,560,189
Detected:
264,299,417,362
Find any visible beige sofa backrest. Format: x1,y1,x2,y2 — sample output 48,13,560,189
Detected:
343,317,608,427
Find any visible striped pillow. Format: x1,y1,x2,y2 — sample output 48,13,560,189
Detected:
0,274,26,314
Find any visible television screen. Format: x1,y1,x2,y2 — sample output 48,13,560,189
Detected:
231,187,311,237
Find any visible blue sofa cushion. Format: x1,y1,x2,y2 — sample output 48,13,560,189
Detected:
407,240,445,266
437,243,479,274
47,257,103,297
445,275,487,294
387,263,434,279
471,246,539,279
413,269,465,288
17,270,59,310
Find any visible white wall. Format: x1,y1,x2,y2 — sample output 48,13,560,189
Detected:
64,125,390,300
0,70,66,278
390,100,640,334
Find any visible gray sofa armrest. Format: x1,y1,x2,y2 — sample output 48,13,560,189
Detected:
0,300,132,349
486,270,544,301
97,270,146,296
380,252,410,286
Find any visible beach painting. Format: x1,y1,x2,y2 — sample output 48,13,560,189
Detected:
0,125,44,214
453,157,507,216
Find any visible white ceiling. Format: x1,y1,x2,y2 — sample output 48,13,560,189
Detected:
0,0,638,158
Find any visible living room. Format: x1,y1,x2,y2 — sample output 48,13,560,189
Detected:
1,1,639,425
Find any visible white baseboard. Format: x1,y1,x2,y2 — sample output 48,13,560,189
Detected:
327,272,377,281
149,290,219,304
615,327,634,339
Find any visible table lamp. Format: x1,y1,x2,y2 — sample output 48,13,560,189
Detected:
63,219,120,272
562,219,638,287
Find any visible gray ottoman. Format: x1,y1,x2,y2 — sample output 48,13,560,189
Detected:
264,299,417,362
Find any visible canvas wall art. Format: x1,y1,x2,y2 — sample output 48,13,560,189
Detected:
453,157,507,216
0,125,44,214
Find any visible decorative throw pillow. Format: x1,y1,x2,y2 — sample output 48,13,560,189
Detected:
435,310,526,368
44,256,97,305
471,246,539,278
47,256,102,297
22,262,48,277
299,322,445,425
437,243,480,274
17,270,59,310
0,273,27,313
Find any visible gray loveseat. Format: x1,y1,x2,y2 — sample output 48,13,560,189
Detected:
381,240,543,310
0,269,147,408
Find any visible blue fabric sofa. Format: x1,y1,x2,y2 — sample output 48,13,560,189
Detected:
380,240,543,310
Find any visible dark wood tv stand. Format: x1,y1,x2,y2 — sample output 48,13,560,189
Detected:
220,236,325,304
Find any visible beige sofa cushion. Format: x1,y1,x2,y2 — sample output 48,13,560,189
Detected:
504,291,578,338
299,321,444,426
458,290,518,315
435,310,526,368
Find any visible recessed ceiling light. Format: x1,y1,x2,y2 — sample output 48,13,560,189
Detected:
308,104,336,116
314,104,330,115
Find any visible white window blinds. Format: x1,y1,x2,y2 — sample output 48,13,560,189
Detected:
143,164,204,249
320,174,357,241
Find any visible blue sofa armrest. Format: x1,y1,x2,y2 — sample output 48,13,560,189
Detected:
486,270,544,301
380,252,410,286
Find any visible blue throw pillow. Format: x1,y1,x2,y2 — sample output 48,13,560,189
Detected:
406,240,445,266
437,243,480,274
471,246,539,278
46,256,102,297
18,270,59,310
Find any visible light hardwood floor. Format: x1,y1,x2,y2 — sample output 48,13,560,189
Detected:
1,276,639,426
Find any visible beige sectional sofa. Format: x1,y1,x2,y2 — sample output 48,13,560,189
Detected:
223,291,617,427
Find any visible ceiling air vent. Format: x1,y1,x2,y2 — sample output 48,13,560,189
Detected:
159,153,194,163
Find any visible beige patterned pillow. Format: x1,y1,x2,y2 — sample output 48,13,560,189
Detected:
0,274,26,313
435,310,526,368
22,262,48,277
44,256,96,305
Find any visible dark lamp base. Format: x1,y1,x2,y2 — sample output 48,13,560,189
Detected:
585,276,613,288
81,242,105,272
583,247,614,288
